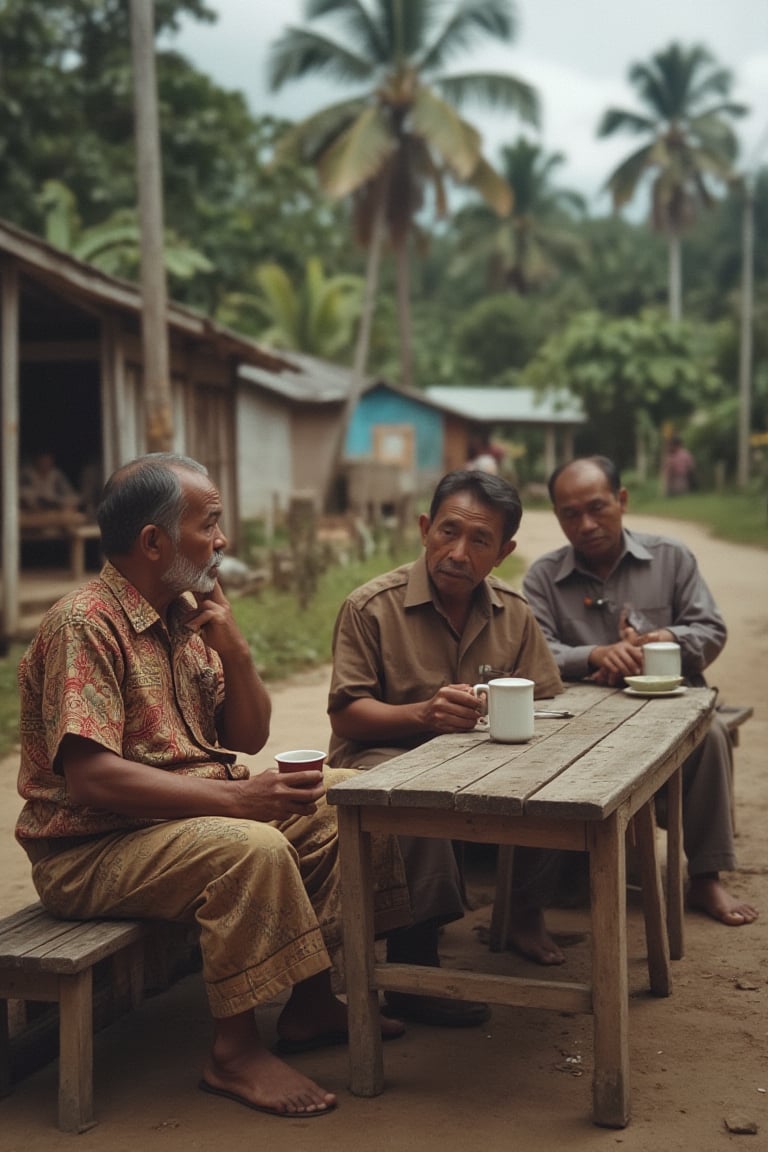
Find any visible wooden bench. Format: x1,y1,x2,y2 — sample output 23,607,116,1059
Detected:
0,903,146,1132
717,703,754,833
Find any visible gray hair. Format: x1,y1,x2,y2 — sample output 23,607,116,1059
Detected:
97,453,208,557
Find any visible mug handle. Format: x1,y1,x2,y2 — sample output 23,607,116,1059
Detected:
472,683,489,716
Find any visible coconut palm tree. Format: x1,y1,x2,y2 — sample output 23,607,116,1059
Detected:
268,0,539,388
597,41,747,321
452,136,587,294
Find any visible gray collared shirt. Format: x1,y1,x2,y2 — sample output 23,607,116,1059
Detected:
522,529,726,683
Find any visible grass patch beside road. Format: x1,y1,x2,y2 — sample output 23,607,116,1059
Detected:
626,487,767,548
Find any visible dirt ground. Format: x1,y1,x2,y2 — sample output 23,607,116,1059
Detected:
1,508,766,1151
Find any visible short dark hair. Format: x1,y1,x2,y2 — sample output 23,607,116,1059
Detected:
97,453,208,557
429,469,523,539
547,455,621,503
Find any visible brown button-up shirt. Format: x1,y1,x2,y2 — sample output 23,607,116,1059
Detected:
327,555,563,770
16,562,247,843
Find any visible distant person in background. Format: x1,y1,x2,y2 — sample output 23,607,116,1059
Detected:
663,436,697,497
466,436,499,475
20,451,81,512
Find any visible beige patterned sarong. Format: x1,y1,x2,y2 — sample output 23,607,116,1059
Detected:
29,769,410,1017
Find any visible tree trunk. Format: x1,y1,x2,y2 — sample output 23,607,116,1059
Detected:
322,200,386,510
395,240,413,388
667,229,683,323
737,178,755,489
130,0,173,453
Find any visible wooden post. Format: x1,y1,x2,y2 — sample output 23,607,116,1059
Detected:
130,0,173,452
1,256,19,647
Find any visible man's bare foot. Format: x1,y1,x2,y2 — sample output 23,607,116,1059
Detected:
507,907,565,965
202,1041,336,1117
276,989,404,1049
688,874,759,926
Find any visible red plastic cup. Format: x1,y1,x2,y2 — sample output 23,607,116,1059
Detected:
275,748,325,787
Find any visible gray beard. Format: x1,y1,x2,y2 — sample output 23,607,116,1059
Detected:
162,550,223,595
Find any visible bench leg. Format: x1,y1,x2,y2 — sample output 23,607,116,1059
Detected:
337,807,383,1097
632,802,671,996
489,845,515,951
58,970,96,1132
589,810,630,1128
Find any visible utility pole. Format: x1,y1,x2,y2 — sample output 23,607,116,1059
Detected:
737,174,754,489
130,0,173,452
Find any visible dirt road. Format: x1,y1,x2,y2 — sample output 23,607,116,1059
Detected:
1,508,766,1150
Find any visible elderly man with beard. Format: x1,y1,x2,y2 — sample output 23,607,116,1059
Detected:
16,453,411,1119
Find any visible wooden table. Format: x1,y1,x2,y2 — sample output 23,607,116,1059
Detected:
328,683,715,1128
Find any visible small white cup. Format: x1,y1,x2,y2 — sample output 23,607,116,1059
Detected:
472,677,535,743
643,642,681,678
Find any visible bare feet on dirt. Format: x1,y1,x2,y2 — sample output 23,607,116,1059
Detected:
687,874,759,926
200,1042,337,1117
275,991,405,1050
508,906,566,965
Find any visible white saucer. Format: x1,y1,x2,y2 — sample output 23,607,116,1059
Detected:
624,686,688,699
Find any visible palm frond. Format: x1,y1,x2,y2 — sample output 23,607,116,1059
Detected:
272,96,369,166
419,0,516,72
597,107,656,138
436,72,539,126
316,105,397,197
305,0,388,63
410,86,482,178
463,154,514,216
268,27,374,90
604,144,656,209
255,263,300,336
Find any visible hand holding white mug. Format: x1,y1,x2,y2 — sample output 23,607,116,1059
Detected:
472,677,535,743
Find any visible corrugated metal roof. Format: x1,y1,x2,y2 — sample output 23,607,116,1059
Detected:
425,386,585,424
238,350,356,404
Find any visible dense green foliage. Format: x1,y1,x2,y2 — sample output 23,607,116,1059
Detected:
523,309,725,468
0,2,766,480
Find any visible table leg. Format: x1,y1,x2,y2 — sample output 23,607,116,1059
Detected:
632,802,671,996
588,810,630,1128
489,844,515,951
337,807,384,1096
666,768,685,961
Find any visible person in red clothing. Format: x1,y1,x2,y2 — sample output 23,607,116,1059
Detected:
663,436,697,496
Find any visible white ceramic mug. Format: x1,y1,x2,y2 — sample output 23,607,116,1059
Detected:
643,641,681,677
472,677,535,743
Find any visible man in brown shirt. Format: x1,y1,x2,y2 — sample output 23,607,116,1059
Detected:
328,470,564,1024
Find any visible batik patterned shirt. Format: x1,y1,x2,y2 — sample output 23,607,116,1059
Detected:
16,562,247,842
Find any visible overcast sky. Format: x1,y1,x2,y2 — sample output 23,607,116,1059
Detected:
167,0,768,215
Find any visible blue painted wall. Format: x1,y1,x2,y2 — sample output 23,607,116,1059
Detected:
345,384,443,470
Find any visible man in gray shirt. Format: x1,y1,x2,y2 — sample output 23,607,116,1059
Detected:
523,455,758,927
